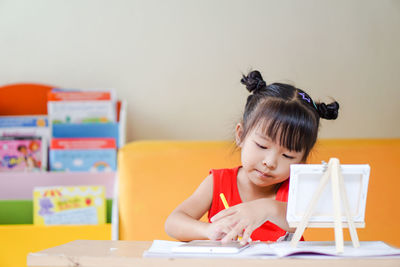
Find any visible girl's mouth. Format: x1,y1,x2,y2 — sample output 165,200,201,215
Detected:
256,170,274,179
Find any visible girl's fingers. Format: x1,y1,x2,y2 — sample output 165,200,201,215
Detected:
210,224,228,240
210,207,236,222
211,221,232,240
220,232,237,244
221,222,245,244
217,223,231,234
212,215,235,228
240,226,254,245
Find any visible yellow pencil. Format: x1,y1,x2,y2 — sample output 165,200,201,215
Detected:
219,193,230,209
219,193,243,241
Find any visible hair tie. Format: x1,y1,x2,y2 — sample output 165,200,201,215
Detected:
312,100,318,110
298,92,318,111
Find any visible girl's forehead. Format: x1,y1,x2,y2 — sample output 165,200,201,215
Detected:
249,125,277,143
249,123,305,155
251,121,274,138
253,129,271,141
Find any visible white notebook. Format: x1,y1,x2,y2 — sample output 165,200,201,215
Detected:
143,240,400,259
171,240,249,254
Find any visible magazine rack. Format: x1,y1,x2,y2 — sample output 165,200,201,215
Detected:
290,158,360,253
0,84,126,264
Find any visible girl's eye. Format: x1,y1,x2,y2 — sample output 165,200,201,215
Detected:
283,154,295,159
255,142,267,149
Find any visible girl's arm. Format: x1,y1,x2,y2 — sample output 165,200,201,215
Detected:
164,174,214,241
210,198,296,244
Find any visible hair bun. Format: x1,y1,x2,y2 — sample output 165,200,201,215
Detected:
241,70,266,93
317,101,339,120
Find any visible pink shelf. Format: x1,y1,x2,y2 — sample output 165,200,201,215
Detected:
0,171,116,199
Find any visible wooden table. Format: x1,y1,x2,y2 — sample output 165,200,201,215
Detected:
27,240,400,267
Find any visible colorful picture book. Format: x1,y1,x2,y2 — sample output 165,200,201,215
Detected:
0,137,47,172
49,138,116,172
33,185,106,225
47,91,116,124
0,115,50,145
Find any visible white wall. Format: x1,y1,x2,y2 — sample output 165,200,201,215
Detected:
1,0,399,141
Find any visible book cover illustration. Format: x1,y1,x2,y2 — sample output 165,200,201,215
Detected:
49,138,116,172
0,115,50,151
47,91,116,124
33,185,106,225
0,137,45,172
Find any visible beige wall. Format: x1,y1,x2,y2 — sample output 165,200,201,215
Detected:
1,0,399,141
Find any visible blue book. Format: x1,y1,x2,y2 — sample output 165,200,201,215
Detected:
0,116,48,127
49,138,117,172
52,123,119,147
49,149,117,172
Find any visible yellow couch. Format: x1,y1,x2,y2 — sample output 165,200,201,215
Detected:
118,139,400,247
0,224,110,267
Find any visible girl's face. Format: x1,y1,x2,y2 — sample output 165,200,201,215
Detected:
236,123,305,188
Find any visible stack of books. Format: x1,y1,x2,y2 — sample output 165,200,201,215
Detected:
48,89,119,172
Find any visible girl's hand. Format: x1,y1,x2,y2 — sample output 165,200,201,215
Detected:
205,218,232,241
210,198,275,244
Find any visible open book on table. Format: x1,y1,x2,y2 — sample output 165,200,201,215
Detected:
143,240,400,259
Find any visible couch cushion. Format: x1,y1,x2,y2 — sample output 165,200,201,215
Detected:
118,139,400,247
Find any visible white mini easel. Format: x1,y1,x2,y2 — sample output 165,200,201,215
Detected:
290,158,360,253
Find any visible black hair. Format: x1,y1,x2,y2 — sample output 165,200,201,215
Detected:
17,145,27,151
239,70,339,161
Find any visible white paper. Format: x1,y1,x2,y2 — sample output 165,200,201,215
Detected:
146,240,185,254
171,240,249,254
143,240,400,259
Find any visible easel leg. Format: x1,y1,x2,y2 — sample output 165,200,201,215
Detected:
290,158,361,253
331,159,344,253
338,169,360,248
290,165,331,247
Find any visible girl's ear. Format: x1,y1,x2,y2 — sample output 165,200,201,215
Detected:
235,123,244,147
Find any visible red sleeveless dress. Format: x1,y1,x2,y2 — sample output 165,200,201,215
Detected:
207,166,291,242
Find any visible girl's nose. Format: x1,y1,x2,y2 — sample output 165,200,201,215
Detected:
262,154,277,170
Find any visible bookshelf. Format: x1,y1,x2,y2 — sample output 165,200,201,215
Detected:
0,83,125,267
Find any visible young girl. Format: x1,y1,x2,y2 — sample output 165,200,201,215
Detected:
165,70,339,244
